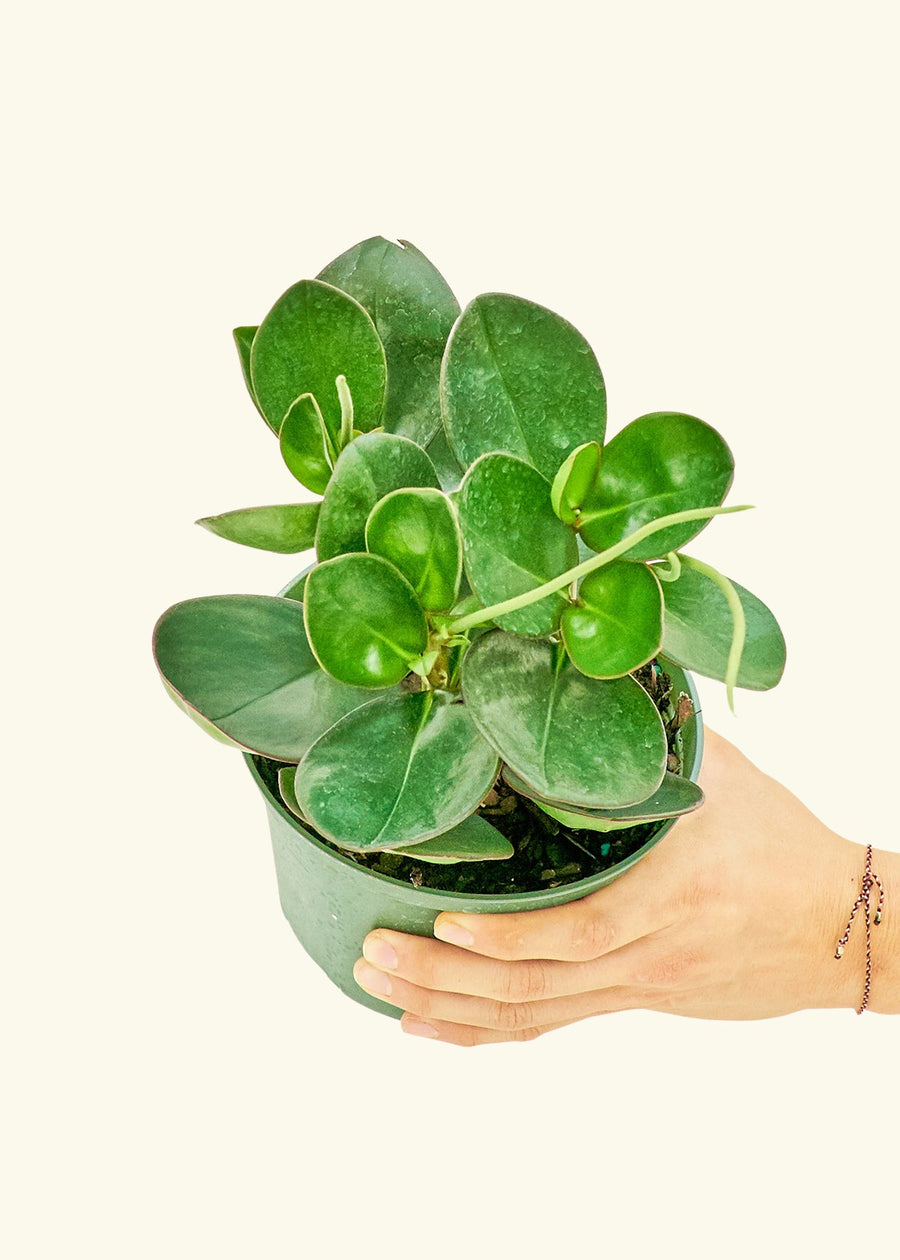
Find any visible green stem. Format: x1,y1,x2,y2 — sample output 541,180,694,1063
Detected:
678,553,746,713
336,375,354,451
448,503,753,634
654,552,682,582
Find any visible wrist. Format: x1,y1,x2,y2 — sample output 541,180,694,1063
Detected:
822,839,899,1014
869,848,900,1014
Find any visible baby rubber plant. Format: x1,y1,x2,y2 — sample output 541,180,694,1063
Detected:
153,236,786,867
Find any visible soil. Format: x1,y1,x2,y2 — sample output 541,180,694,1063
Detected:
254,661,696,896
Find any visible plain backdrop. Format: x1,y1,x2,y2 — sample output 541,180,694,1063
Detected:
4,2,898,1257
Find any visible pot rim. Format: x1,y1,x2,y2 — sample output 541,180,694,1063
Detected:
244,658,704,909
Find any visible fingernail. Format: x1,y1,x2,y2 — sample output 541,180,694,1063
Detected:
402,1017,439,1039
363,936,398,970
434,919,474,947
354,962,392,997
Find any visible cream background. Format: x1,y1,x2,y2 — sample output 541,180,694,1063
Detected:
4,3,898,1257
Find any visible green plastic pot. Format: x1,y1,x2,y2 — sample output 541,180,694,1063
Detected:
244,660,703,1019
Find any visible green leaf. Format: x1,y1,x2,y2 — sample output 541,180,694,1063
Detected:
502,765,703,832
277,765,306,820
280,572,308,602
279,393,334,495
654,561,786,690
315,431,440,561
579,413,734,559
196,503,320,554
462,632,667,808
551,441,602,524
393,813,514,863
303,553,428,688
233,326,262,415
561,561,663,678
441,293,606,477
250,279,387,438
153,595,374,760
295,691,500,850
457,453,578,636
365,488,461,611
426,425,465,492
318,237,460,446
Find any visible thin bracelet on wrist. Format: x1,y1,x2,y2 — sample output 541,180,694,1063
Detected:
834,844,885,1014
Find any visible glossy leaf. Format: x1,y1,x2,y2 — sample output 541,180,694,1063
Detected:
280,572,308,602
579,413,734,559
153,595,374,760
304,553,428,688
551,441,602,525
561,561,663,678
503,765,703,831
393,814,514,864
279,393,334,495
441,293,606,478
318,236,460,446
277,766,306,820
315,431,440,561
457,453,578,636
654,561,786,690
196,503,319,554
462,632,667,808
233,326,262,415
250,279,387,438
365,488,461,611
295,691,501,850
426,425,465,492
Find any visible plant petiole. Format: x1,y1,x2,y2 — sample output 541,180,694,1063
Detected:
447,503,753,634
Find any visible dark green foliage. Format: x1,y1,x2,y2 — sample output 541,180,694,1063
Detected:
156,238,785,861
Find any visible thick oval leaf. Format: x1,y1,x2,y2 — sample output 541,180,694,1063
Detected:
457,453,578,636
441,293,607,478
579,413,734,559
654,562,786,690
277,765,306,820
318,237,460,446
393,813,514,863
196,503,320,554
426,425,465,492
250,279,387,438
503,765,703,831
462,632,667,808
295,691,500,850
153,595,374,760
551,441,602,525
233,325,263,416
316,431,440,561
365,488,461,611
279,393,334,495
304,553,428,688
561,561,663,678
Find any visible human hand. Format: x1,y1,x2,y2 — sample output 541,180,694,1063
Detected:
353,729,898,1044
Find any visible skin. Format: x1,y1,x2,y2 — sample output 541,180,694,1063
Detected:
354,729,900,1045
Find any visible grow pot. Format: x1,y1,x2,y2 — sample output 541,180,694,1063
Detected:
244,661,703,1019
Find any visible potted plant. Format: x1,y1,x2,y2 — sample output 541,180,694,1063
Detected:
152,236,786,1018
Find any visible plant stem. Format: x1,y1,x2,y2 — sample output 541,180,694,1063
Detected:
447,503,753,634
654,552,682,582
678,553,746,713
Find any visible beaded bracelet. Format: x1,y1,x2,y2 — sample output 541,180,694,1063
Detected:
834,844,885,1014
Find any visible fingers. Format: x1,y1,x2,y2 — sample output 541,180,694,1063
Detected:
360,929,677,1003
354,955,659,1034
429,865,678,964
399,1013,581,1048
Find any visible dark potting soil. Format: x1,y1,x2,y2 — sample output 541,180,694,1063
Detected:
254,662,695,896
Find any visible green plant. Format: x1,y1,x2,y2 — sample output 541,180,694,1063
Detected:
153,236,785,866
